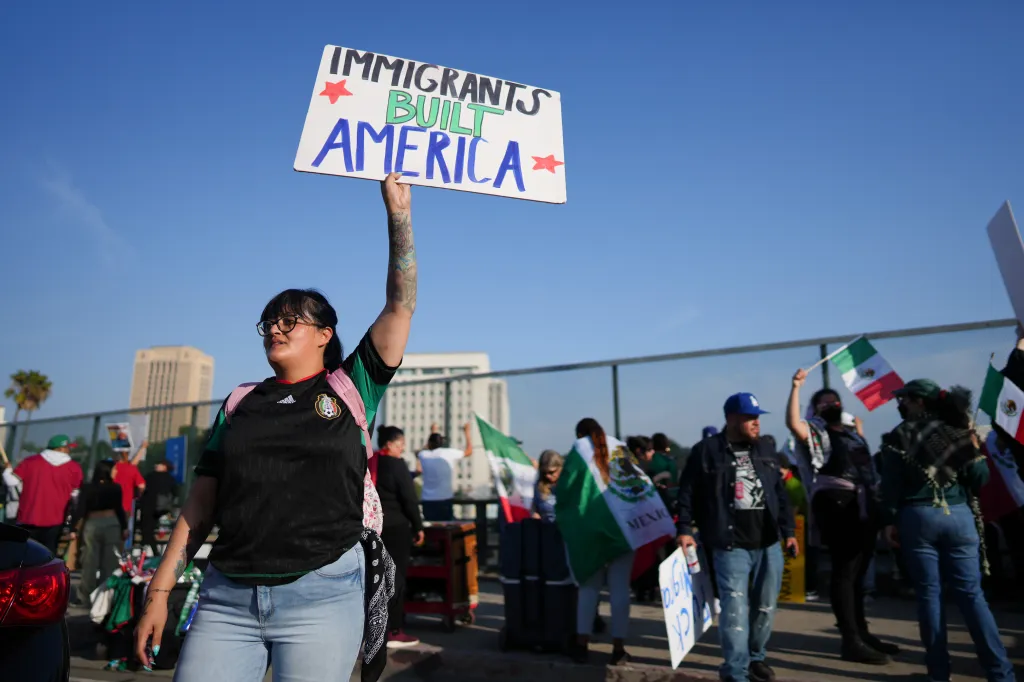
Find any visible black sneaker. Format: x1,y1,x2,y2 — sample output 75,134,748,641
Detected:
610,649,632,666
841,640,891,665
750,661,776,682
861,632,900,656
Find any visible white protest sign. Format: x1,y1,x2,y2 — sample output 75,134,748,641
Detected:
987,201,1024,326
105,415,150,454
294,46,566,204
659,548,714,668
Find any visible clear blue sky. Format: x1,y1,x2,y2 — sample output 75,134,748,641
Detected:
1,1,1022,451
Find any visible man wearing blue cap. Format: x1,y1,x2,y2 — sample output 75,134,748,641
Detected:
677,393,797,682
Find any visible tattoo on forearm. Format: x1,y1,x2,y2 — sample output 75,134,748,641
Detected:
174,545,188,579
387,211,417,312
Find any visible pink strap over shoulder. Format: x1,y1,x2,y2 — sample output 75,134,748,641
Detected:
223,372,383,534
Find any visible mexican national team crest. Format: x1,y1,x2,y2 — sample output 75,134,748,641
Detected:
315,394,342,420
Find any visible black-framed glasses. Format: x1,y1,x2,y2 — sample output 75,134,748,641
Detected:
257,316,301,337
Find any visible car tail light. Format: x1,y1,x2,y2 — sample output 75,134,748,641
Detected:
0,559,70,627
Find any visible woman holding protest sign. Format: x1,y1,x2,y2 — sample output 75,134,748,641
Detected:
134,173,416,682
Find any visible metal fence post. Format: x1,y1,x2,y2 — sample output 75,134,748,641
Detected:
819,344,830,389
4,424,16,461
612,364,621,439
86,415,101,477
187,405,199,493
443,381,452,445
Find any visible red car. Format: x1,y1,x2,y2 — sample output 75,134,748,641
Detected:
0,523,71,682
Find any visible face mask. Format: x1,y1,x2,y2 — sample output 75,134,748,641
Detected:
898,403,909,420
819,406,843,424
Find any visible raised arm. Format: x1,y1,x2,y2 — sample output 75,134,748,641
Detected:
370,173,416,368
135,476,218,665
462,423,473,457
130,440,149,466
786,369,810,442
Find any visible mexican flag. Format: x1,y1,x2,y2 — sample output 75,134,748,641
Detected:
980,430,1024,522
475,415,536,523
555,435,675,584
980,365,1024,444
831,337,904,410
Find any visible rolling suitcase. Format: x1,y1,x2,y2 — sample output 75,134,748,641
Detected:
498,518,576,653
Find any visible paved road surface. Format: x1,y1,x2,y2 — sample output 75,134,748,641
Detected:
70,579,1024,681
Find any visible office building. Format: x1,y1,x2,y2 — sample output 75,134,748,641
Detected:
381,352,511,498
129,346,215,441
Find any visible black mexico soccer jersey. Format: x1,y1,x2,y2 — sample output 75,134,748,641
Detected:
195,330,396,584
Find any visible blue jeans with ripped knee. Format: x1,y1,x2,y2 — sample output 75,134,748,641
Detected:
711,544,784,682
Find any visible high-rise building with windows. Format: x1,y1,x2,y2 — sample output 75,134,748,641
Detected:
129,346,215,441
381,352,510,498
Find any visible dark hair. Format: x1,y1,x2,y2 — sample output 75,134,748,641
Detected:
92,459,115,485
761,434,777,452
427,433,446,450
810,388,841,410
652,433,670,452
626,435,652,455
924,385,973,429
576,418,610,484
260,289,343,371
377,425,405,449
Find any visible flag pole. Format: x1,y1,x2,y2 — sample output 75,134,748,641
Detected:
972,353,997,429
804,336,862,374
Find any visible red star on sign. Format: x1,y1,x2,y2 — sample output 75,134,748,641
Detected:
319,80,353,104
531,154,565,173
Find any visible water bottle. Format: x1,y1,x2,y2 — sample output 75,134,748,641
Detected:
684,544,701,574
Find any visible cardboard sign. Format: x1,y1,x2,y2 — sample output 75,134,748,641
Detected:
105,414,150,454
659,548,714,668
779,515,806,603
294,46,566,204
106,423,132,452
987,201,1024,325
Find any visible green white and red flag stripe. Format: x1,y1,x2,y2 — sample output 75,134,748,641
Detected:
980,366,1024,445
475,415,536,523
830,337,904,411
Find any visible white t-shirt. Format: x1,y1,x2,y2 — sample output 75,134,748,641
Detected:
417,448,465,501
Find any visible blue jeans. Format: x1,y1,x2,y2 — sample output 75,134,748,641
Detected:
711,544,784,682
899,504,1015,682
173,544,365,682
577,551,634,639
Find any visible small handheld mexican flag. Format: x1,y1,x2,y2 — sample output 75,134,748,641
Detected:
830,337,905,411
555,435,675,584
475,415,536,523
980,366,1024,445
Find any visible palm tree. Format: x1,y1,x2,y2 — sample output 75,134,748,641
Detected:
5,370,53,454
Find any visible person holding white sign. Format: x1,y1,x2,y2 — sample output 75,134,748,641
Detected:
676,394,798,682
135,174,416,682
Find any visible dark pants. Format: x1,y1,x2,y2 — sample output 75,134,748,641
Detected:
381,522,414,633
79,516,123,603
805,545,820,593
813,489,877,641
19,524,62,555
139,507,169,552
422,499,454,522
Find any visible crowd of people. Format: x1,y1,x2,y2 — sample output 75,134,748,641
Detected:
2,176,1020,682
